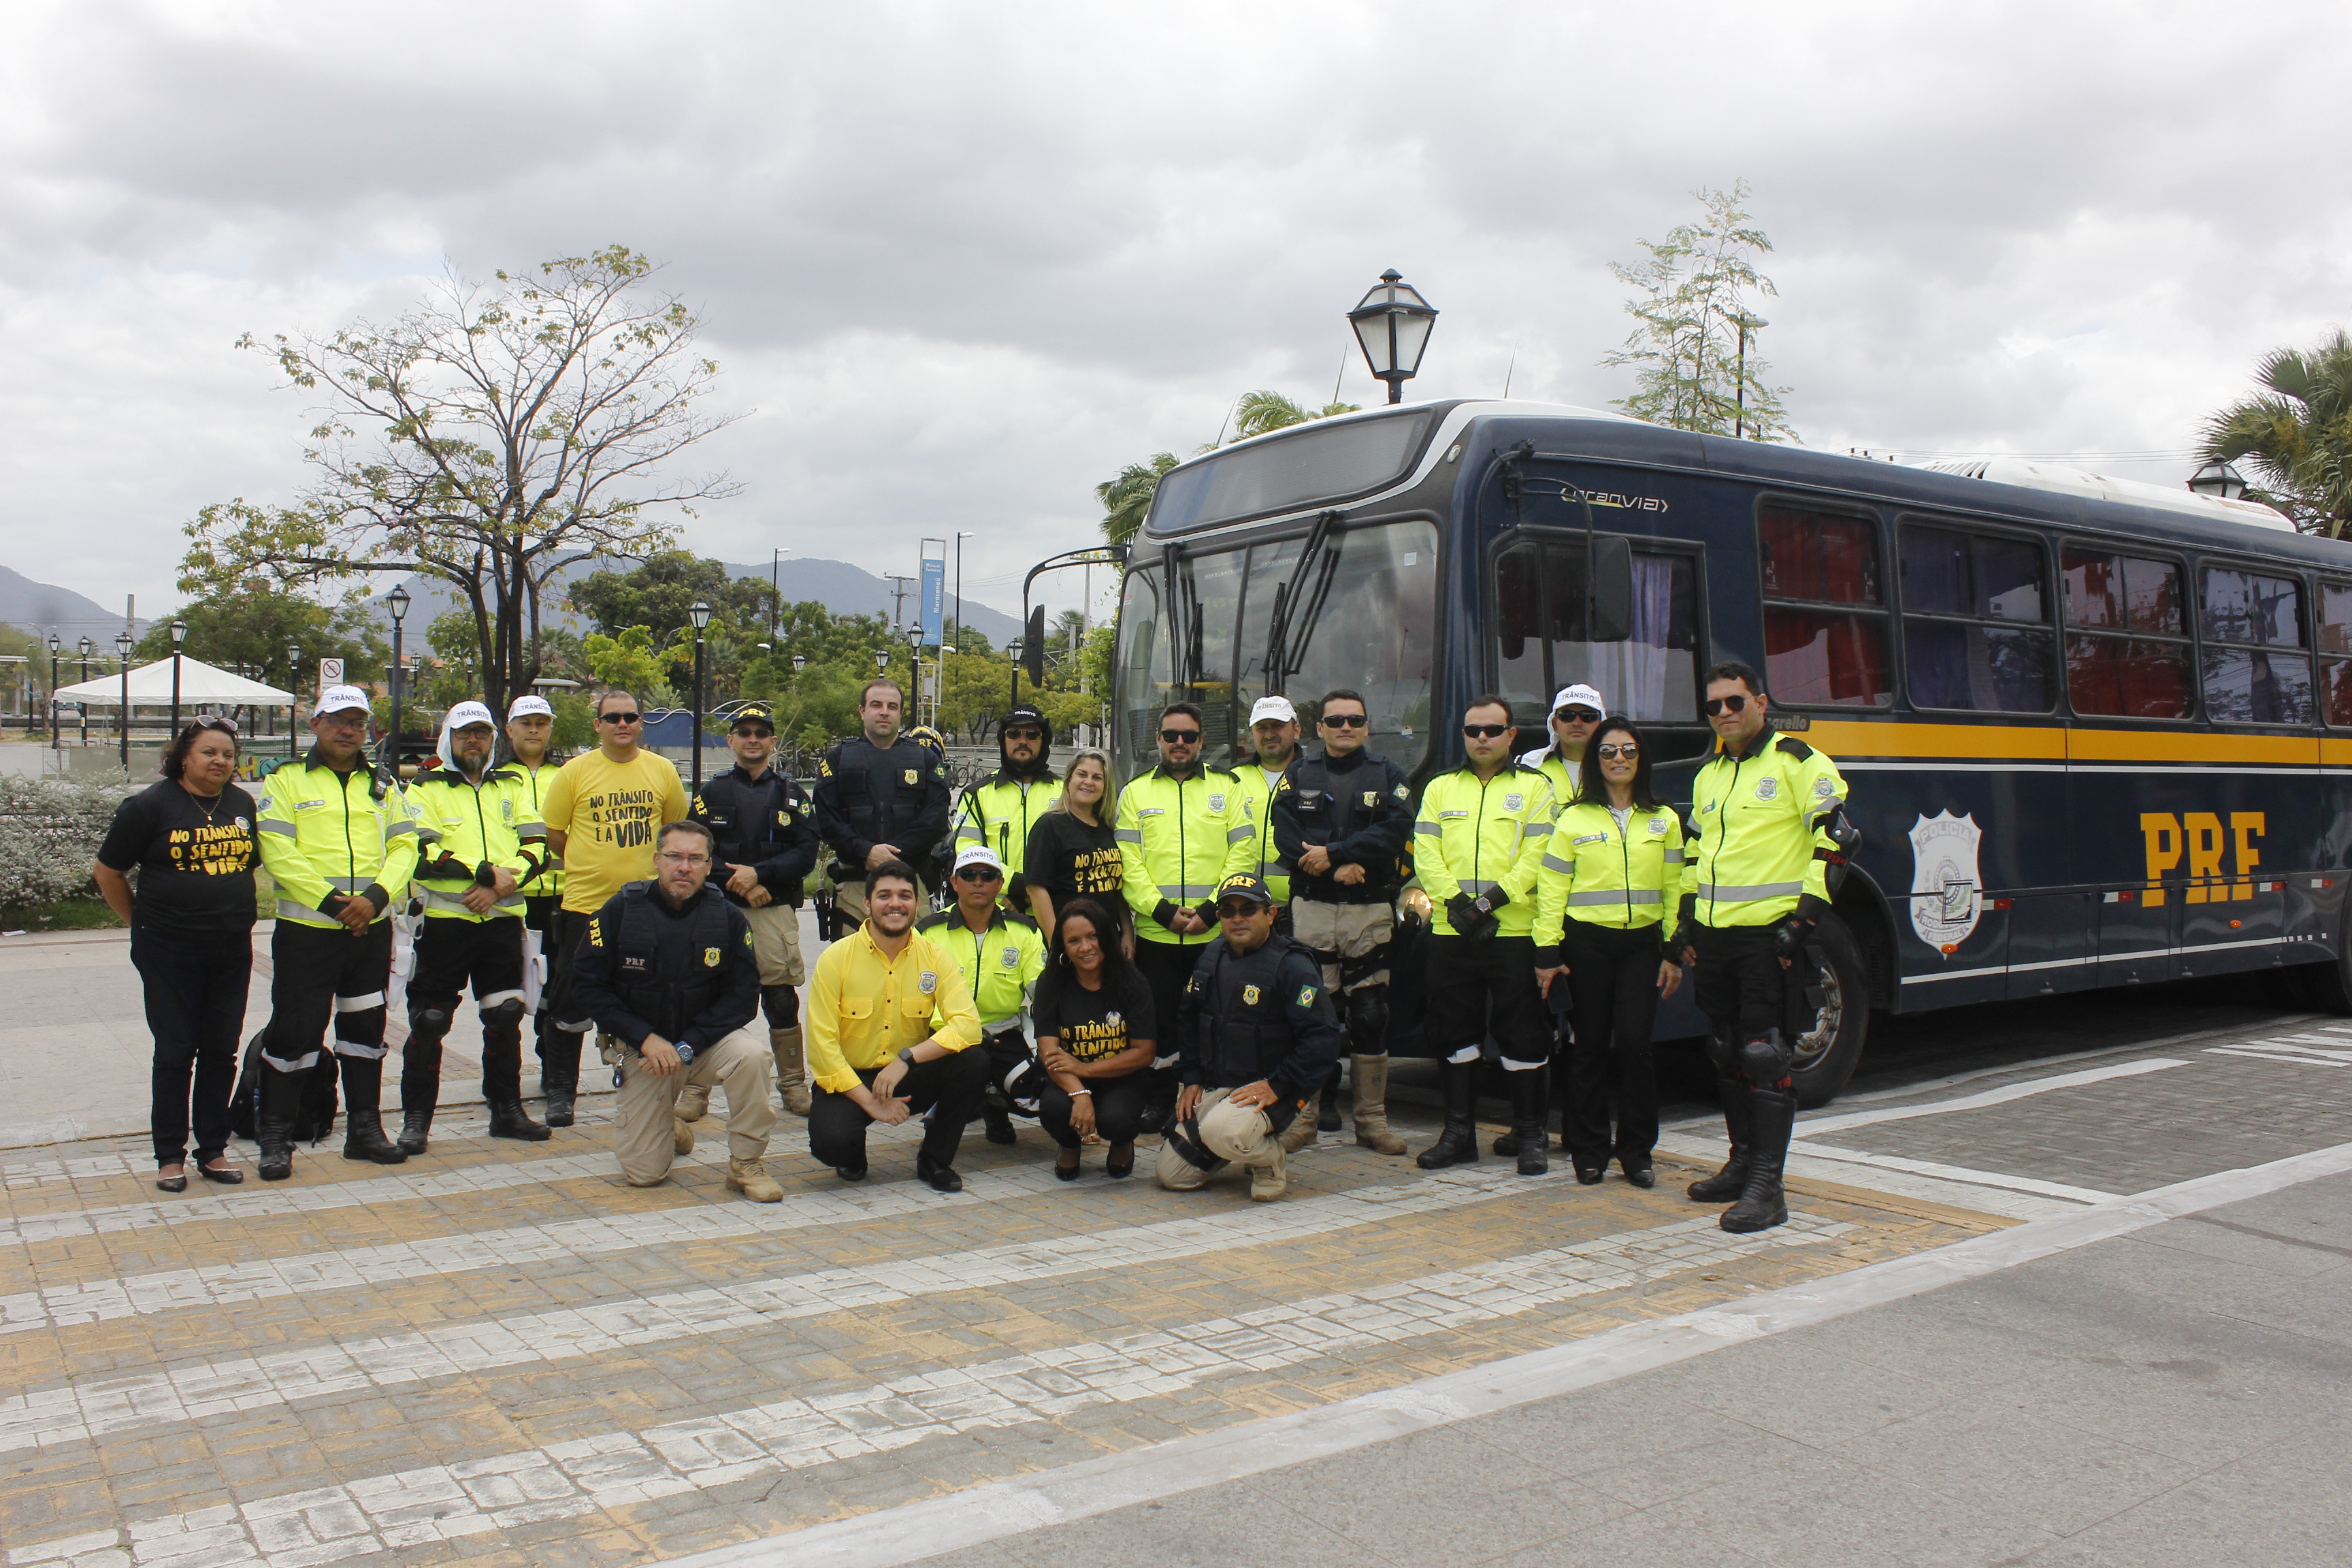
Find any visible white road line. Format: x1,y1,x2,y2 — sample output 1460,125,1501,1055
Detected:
1791,1057,2188,1137
0,1164,1581,1454
5,1213,1850,1568
2206,1047,2352,1068
649,1139,2352,1568
1784,1142,2118,1203
1654,1134,2082,1222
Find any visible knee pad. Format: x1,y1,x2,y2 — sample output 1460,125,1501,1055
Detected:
1162,1113,1229,1177
1347,986,1389,1054
409,1007,453,1042
762,985,799,1030
482,998,525,1028
1735,1029,1791,1085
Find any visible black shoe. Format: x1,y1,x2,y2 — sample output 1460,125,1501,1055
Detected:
1621,1158,1656,1189
487,1098,551,1141
395,1107,434,1156
1492,1130,1520,1157
198,1162,243,1186
1416,1062,1481,1170
155,1173,187,1193
342,1113,410,1164
835,1163,868,1182
916,1153,963,1193
983,1106,1018,1145
544,1092,576,1129
1055,1150,1081,1181
1106,1143,1135,1179
1720,1089,1794,1233
1573,1162,1606,1186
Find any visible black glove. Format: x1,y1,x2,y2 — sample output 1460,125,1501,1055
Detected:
1670,920,1698,960
1771,915,1814,964
1447,893,1501,942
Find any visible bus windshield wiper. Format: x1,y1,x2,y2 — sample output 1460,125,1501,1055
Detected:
1264,509,1343,693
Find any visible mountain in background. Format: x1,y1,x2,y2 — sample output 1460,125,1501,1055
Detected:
0,565,150,642
361,556,1022,644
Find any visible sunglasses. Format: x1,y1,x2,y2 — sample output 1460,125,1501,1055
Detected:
598,710,642,724
1004,728,1043,741
1555,708,1601,723
1320,713,1369,728
1597,742,1639,760
953,867,1002,883
1160,728,1201,743
1460,723,1512,739
1703,695,1750,717
1215,900,1265,919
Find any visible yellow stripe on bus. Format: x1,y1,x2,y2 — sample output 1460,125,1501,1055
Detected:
1799,719,2330,767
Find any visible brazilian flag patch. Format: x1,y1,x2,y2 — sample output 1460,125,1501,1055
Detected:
1297,985,1317,1007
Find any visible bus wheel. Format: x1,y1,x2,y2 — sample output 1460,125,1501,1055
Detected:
1790,912,1869,1108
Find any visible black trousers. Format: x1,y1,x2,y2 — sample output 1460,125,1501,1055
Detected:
1558,919,1664,1162
407,917,527,1106
1425,933,1552,1069
1039,1072,1152,1148
538,905,598,1075
133,924,252,1167
1692,924,1785,1044
1132,936,1203,1106
808,1049,992,1171
263,919,393,1071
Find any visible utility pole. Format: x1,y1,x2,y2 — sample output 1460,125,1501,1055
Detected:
885,574,915,634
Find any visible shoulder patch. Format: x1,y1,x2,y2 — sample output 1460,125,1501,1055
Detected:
1774,736,1816,760
1296,983,1317,1007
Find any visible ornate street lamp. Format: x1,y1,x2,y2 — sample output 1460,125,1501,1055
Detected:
46,633,60,750
286,640,301,758
2188,459,2249,501
792,653,808,674
689,600,713,792
1346,268,1439,405
385,584,412,781
115,632,133,768
167,618,188,742
76,638,91,746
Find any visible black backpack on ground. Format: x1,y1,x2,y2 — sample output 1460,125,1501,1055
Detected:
228,1029,342,1143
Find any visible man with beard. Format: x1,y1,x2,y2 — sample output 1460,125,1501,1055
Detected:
400,702,551,1152
813,679,952,928
955,702,1062,913
804,860,986,1190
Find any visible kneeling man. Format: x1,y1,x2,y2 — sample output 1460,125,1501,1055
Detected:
570,820,782,1201
1158,872,1348,1202
804,859,987,1190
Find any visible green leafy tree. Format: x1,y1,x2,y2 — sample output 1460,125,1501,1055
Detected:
180,246,740,716
568,551,780,642
2200,329,2352,537
132,585,386,723
1601,180,1796,442
579,625,687,704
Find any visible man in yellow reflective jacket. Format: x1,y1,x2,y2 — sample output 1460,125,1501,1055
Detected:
1671,659,1855,1235
253,685,421,1179
1410,694,1558,1176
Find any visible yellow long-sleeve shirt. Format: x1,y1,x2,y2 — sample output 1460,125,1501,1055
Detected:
804,925,983,1093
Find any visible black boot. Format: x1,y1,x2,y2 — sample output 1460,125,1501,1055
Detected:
339,1055,410,1164
1508,1068,1549,1177
1687,1073,1754,1203
1720,1087,1794,1233
487,1098,551,1141
982,1102,1018,1145
1416,1061,1480,1169
255,1065,305,1181
540,1033,583,1128
1318,1063,1343,1132
480,1008,550,1141
1494,1064,1549,1156
398,1010,448,1156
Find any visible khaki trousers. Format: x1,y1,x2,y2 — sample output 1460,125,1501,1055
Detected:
745,902,806,987
1289,899,1396,990
614,1030,776,1186
1156,1087,1281,1189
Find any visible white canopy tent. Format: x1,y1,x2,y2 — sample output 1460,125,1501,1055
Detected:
54,656,295,706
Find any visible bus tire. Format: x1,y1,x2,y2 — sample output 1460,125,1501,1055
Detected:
1790,912,1869,1108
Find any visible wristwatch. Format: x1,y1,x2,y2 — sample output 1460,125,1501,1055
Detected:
674,1041,696,1064
896,1046,919,1067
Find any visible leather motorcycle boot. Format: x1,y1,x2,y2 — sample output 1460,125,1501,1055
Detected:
541,1036,583,1128
1415,1061,1481,1169
1508,1068,1550,1177
1317,1064,1343,1132
487,1096,551,1141
255,1066,304,1181
1349,1054,1407,1155
478,1032,550,1141
1687,1074,1754,1203
725,1156,784,1203
771,1027,813,1117
1279,1092,1320,1153
338,1056,409,1164
1492,1064,1548,1156
1720,1086,1795,1233
397,1012,447,1155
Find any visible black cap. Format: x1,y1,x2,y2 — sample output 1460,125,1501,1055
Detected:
730,702,775,731
1213,872,1274,907
1005,704,1047,730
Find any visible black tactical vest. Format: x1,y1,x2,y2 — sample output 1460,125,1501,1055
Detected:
612,882,736,1040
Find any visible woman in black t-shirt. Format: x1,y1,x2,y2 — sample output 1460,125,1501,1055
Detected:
1024,749,1124,950
93,719,257,1192
1032,896,1156,1179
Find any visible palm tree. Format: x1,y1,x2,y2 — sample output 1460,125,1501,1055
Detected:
1230,389,1360,442
1097,453,1177,546
2201,330,2352,536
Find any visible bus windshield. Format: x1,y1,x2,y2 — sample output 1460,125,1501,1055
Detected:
1113,519,1440,774
1147,410,1437,534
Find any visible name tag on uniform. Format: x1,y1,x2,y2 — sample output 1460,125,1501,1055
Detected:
1140,807,1164,817
1573,832,1605,846
1439,809,1469,820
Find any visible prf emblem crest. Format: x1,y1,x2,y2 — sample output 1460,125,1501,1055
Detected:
702,947,723,968
1241,984,1261,1005
1908,811,1984,956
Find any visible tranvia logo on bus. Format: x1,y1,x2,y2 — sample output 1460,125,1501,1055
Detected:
1585,491,1669,513
1909,811,1984,955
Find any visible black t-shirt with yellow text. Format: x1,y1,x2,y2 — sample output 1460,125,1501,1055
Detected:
97,779,258,937
1032,962,1156,1066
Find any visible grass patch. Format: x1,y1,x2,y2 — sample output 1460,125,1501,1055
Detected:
0,898,126,932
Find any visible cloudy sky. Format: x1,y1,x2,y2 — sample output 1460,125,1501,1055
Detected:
3,0,2345,630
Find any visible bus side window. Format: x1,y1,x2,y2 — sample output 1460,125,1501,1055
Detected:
1899,523,2055,713
2061,548,2191,719
1758,505,1891,707
2318,583,2352,727
2200,566,2313,726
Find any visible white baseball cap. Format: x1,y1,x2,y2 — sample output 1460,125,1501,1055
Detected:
952,845,1005,878
1550,684,1607,719
1249,696,1298,725
316,684,372,717
445,700,496,731
507,695,553,720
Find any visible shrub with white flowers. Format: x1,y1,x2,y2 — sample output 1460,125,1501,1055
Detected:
0,774,142,910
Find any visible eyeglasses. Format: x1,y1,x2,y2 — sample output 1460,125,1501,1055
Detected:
1320,713,1369,728
1004,728,1043,741
953,867,1002,883
1160,728,1200,743
1460,723,1512,739
1703,695,1750,717
1597,742,1639,760
732,726,774,738
1215,900,1264,919
598,710,642,724
655,851,709,866
1555,708,1601,723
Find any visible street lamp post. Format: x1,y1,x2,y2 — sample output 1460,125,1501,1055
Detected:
116,633,133,770
689,600,713,794
286,640,301,759
386,584,411,782
169,619,187,742
2188,459,2249,501
77,638,91,746
46,634,60,750
1345,269,1439,404
954,530,975,652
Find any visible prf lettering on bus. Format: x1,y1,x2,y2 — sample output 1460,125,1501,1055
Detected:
2140,812,2265,904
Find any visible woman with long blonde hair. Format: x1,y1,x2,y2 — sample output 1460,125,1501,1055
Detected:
1024,748,1122,943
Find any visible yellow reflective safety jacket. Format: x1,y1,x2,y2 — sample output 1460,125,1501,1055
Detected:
1411,763,1556,938
1532,800,1690,952
506,757,565,903
406,765,547,923
917,907,1046,1031
1522,745,1582,813
1228,760,1293,903
955,772,1063,901
1115,764,1258,946
255,751,420,929
1686,731,1850,928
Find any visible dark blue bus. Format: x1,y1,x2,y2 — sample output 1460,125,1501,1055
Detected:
1111,399,2352,1102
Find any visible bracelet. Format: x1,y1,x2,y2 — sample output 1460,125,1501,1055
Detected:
1069,1089,1092,1097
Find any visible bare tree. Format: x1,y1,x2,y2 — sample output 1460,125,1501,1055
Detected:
182,246,740,710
